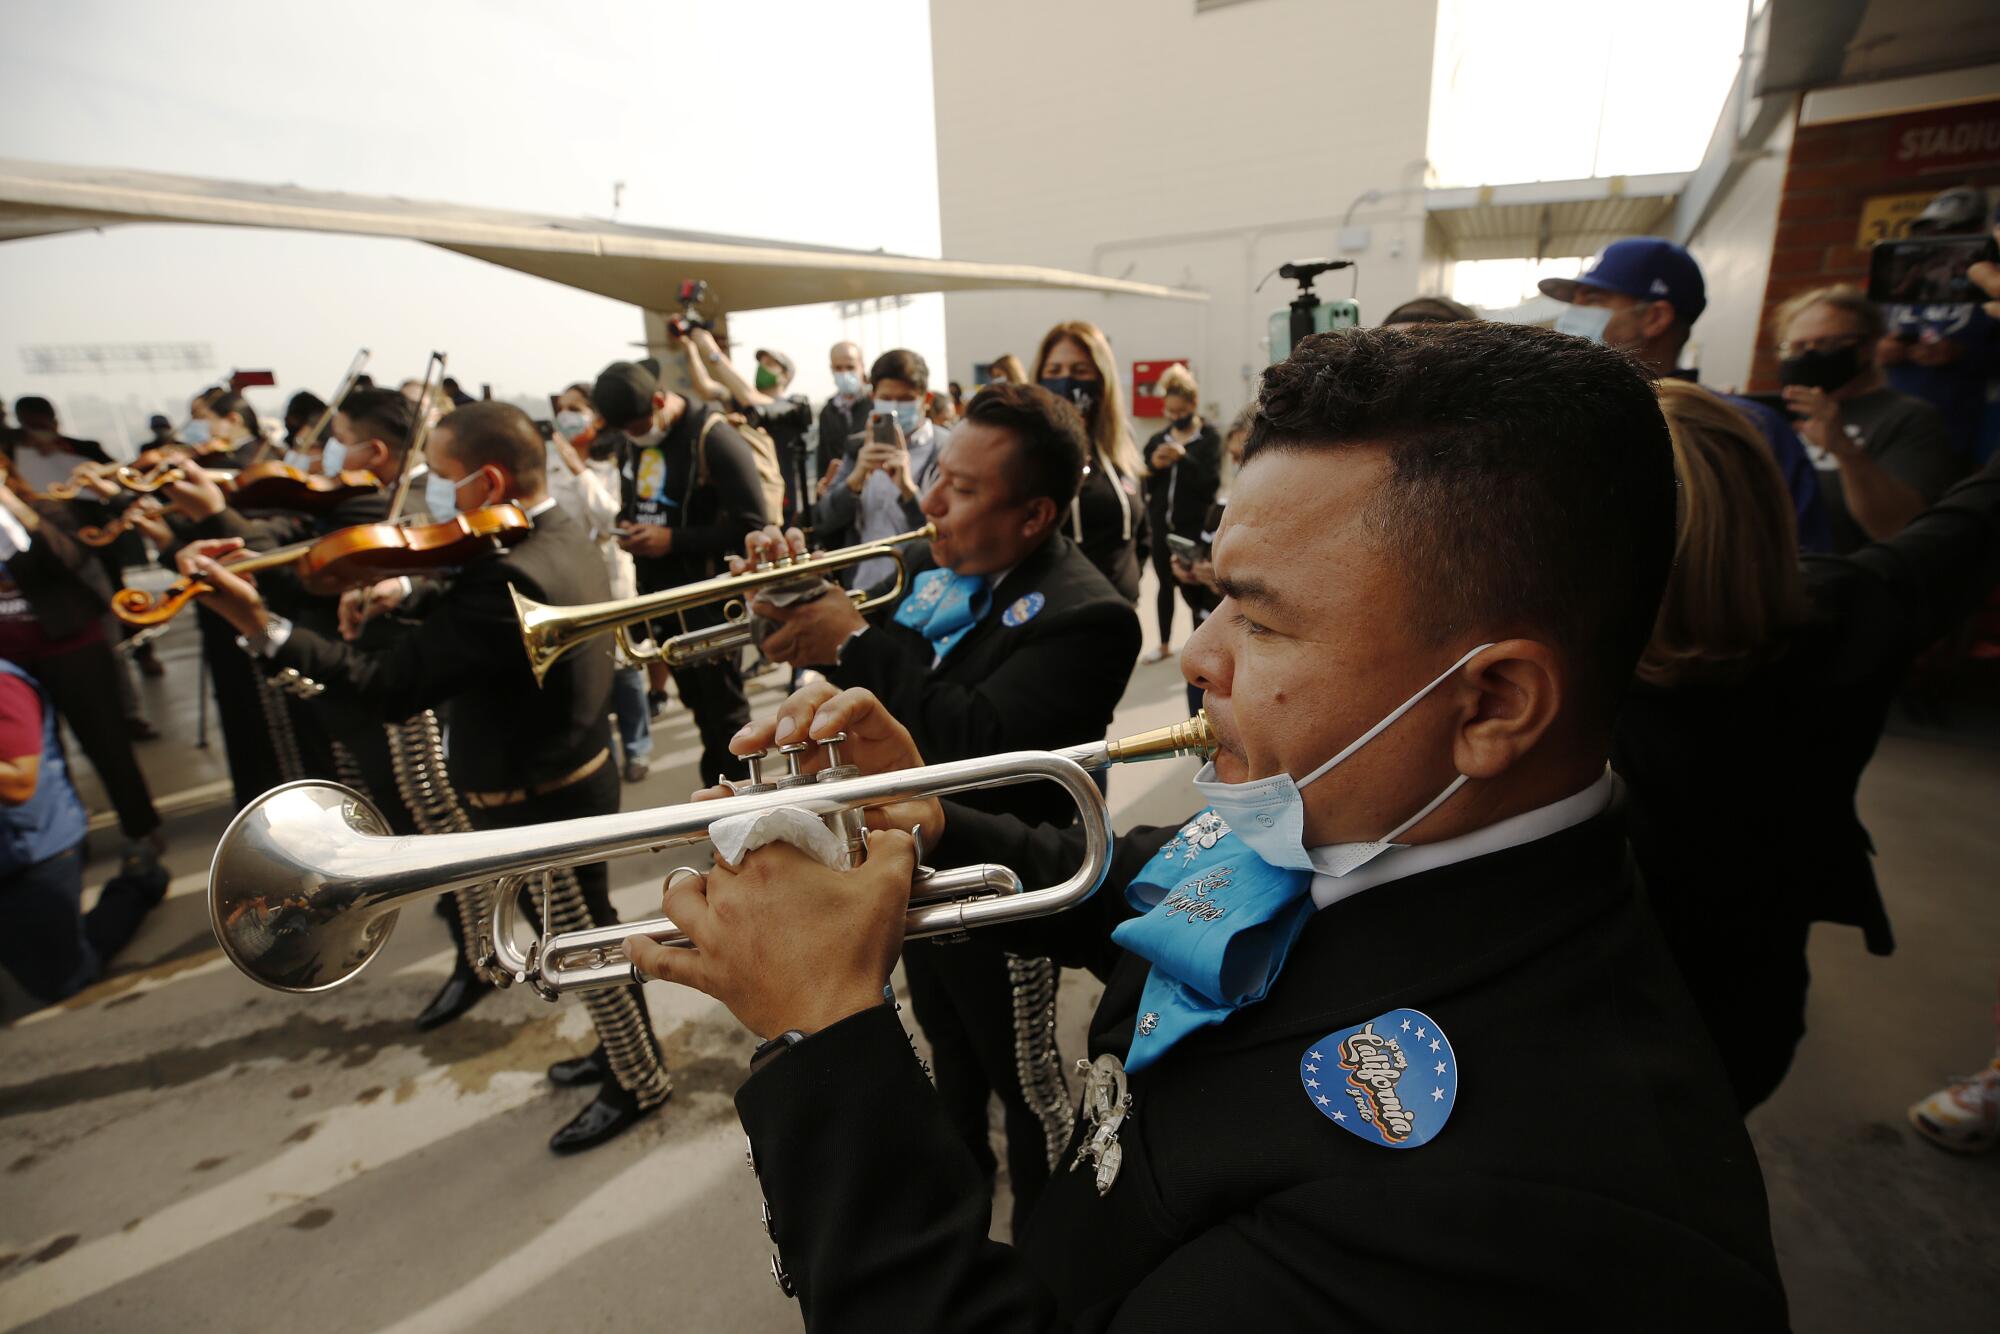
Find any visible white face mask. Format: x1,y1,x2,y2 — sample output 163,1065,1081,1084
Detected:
630,418,666,449
318,439,348,476
1553,303,1614,345
425,467,483,518
1190,643,1495,876
282,448,312,473
555,409,592,439
833,370,863,398
181,419,212,445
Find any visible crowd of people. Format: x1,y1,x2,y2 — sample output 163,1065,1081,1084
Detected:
2,226,1997,1324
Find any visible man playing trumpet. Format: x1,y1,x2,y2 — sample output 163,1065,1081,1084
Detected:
626,324,1789,1328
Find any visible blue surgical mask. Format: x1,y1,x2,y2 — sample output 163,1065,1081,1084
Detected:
424,468,482,518
833,370,863,398
1189,643,1494,876
1553,304,1614,344
878,399,922,435
555,409,592,439
318,439,347,476
181,419,212,445
282,448,313,473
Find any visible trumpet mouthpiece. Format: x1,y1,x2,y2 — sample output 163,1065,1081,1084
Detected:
1104,712,1215,766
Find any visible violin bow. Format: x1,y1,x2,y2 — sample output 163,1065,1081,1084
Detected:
385,351,446,524
295,347,372,456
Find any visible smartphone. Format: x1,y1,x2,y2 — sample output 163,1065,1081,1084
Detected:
1166,534,1201,562
1867,234,1999,306
869,412,899,446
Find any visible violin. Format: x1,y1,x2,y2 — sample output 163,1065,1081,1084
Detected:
120,460,381,513
42,460,123,501
112,503,534,627
77,496,165,547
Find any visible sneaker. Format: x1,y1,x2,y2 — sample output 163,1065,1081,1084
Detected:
1140,644,1173,665
1908,1060,2000,1153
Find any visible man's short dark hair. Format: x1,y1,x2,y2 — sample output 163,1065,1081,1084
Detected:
339,387,413,451
14,396,53,420
436,401,544,491
961,383,1086,508
286,390,328,424
1248,324,1674,725
870,349,929,392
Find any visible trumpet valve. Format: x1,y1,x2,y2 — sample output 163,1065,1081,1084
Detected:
774,742,814,789
811,734,867,867
726,750,778,796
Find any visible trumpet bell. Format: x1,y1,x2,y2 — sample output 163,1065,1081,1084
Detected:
209,781,401,993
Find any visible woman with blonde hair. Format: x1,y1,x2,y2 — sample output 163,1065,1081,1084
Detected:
1138,362,1221,661
985,353,1028,386
1613,378,2000,1114
1034,320,1147,602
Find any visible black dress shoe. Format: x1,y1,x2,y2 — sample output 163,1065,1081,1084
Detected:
549,1083,661,1155
547,1046,610,1087
414,966,490,1031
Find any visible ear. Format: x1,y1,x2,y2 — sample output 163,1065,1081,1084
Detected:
1641,302,1679,341
1019,495,1059,540
1448,639,1563,781
651,391,667,413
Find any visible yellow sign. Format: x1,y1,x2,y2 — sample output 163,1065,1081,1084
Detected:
1856,192,1935,248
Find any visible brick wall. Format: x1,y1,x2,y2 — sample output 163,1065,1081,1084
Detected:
1753,97,2000,390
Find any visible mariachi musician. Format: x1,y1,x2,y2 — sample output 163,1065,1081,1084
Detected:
182,401,673,1155
631,326,1788,1327
745,382,1143,1236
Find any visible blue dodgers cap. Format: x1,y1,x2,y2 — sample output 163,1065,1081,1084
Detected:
1538,238,1707,325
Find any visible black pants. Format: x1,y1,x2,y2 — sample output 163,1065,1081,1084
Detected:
200,608,287,811
454,760,623,944
1146,524,1203,644
668,659,750,788
0,844,164,1002
902,937,1052,1238
20,639,159,840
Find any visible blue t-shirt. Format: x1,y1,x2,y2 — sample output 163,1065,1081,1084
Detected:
0,660,87,876
1670,375,1833,554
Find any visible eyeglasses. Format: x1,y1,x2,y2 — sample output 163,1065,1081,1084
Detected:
1777,333,1865,358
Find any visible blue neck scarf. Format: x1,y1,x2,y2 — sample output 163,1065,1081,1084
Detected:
1109,809,1316,1071
894,567,990,660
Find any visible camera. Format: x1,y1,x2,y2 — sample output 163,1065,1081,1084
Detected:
666,278,713,338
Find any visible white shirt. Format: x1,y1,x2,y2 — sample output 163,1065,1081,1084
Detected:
1307,769,1615,910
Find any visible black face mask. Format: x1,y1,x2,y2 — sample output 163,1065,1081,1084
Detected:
1778,344,1863,393
1170,413,1195,432
1039,376,1099,424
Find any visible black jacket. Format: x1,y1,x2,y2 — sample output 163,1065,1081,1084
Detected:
736,806,1787,1331
1615,454,2000,962
815,394,874,484
809,425,943,571
1,504,112,641
618,402,769,594
1068,459,1146,604
1141,422,1221,540
269,502,613,793
827,534,1140,826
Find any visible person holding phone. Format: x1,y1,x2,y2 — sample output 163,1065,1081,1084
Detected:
1773,284,1966,552
1139,364,1220,664
810,349,942,594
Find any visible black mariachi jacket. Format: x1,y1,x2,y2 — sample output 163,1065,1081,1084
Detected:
269,502,613,794
825,533,1141,828
734,806,1788,1332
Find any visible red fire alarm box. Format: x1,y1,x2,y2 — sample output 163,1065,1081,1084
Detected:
1131,359,1190,419
229,369,277,390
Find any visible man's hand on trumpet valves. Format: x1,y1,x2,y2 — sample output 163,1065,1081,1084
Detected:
732,523,869,667
694,682,943,838
625,830,918,1040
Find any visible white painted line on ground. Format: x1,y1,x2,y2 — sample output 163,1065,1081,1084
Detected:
369,1124,740,1334
0,1066,547,1329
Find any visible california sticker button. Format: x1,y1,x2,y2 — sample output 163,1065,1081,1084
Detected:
1301,1007,1457,1149
1001,591,1045,628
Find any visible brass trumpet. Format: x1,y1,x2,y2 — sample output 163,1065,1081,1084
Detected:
511,523,935,683
207,713,1215,998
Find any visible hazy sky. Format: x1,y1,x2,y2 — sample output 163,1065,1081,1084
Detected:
3,0,1749,450
1,0,946,447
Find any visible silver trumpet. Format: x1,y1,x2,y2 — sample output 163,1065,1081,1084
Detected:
208,714,1215,999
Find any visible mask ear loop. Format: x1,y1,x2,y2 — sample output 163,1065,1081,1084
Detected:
1295,642,1497,791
